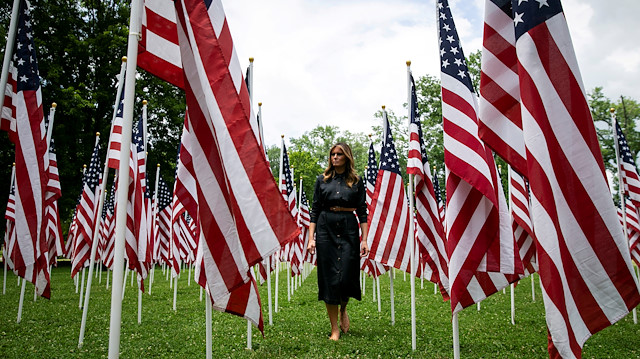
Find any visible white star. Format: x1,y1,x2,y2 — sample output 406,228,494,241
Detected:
518,0,529,5
450,47,459,55
438,2,443,9
26,32,32,40
446,35,455,43
454,58,463,66
513,12,524,26
440,48,446,57
457,70,466,79
439,12,447,20
17,58,24,66
20,75,27,82
443,24,451,32
535,0,549,7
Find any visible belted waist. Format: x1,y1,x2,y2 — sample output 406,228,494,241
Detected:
328,206,356,212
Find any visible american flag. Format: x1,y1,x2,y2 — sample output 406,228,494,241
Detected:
139,0,184,89
293,188,310,274
106,79,125,169
101,183,116,269
45,139,64,266
478,0,527,176
280,143,299,266
71,137,102,278
614,118,640,209
0,0,51,298
508,166,537,276
366,112,411,273
511,1,640,356
3,178,16,272
617,201,640,268
406,72,449,297
155,174,172,265
174,0,299,330
125,119,149,290
438,0,522,314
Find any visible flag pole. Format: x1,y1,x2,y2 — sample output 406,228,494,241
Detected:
406,61,417,351
205,290,212,359
138,99,149,325
612,108,637,324
0,0,20,113
46,103,57,150
505,165,516,325
4,163,16,295
108,0,142,356
16,277,26,323
452,313,460,359
79,132,110,347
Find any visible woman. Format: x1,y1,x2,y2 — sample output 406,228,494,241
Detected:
307,142,369,341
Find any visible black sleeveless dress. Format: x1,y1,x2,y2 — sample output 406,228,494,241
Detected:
310,173,367,304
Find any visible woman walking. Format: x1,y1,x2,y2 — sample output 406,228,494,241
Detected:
307,142,369,341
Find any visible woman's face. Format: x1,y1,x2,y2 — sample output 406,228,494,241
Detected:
331,147,346,169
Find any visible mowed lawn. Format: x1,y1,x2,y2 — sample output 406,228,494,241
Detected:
0,265,639,358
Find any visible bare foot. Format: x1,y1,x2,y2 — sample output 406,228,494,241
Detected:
340,310,350,333
329,331,340,341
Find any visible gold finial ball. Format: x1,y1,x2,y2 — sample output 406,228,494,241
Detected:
52,102,57,108
143,100,148,105
249,57,254,62
83,164,87,168
12,162,16,166
610,107,616,113
122,56,127,62
382,105,386,110
258,102,262,106
281,134,285,138
406,60,411,66
433,165,436,170
365,166,368,169
368,133,372,138
96,132,100,136
157,163,161,168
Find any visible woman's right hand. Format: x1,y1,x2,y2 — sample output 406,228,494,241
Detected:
307,238,316,255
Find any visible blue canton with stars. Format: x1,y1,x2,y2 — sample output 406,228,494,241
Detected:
616,120,637,168
102,183,115,219
282,144,294,196
437,0,474,94
157,175,172,211
379,118,401,175
512,0,563,40
13,0,40,92
367,143,378,187
410,74,429,165
433,168,444,205
85,142,102,193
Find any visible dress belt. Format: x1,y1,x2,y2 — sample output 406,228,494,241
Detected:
329,206,357,212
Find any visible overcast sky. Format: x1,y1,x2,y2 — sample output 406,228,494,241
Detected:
222,0,640,148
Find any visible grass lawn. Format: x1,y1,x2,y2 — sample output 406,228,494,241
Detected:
0,265,639,358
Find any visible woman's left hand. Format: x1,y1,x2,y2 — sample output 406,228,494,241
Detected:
360,241,369,258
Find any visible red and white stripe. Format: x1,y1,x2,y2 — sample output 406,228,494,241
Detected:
71,139,102,278
617,203,640,267
478,0,527,176
513,4,640,357
439,0,522,314
174,0,298,329
366,114,411,273
509,167,537,276
139,0,184,89
407,74,449,297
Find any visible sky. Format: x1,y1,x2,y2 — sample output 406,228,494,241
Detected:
222,0,640,149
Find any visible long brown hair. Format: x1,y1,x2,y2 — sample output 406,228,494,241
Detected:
323,142,359,187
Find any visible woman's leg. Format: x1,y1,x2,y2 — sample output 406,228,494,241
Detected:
340,300,349,333
326,303,340,340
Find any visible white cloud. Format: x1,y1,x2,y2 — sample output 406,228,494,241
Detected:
222,0,640,148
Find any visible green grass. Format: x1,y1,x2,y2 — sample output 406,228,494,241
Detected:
0,265,638,358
